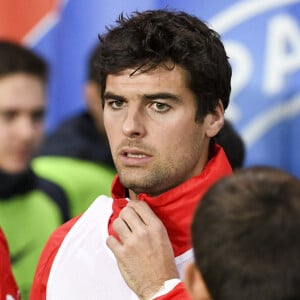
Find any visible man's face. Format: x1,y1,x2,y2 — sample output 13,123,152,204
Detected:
104,65,221,197
0,73,45,174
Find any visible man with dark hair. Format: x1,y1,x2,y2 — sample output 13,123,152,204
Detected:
31,9,232,299
0,40,69,299
33,43,115,217
184,166,300,300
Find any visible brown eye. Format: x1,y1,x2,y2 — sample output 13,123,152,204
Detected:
1,111,17,122
31,109,45,122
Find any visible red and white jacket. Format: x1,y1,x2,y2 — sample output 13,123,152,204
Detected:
0,228,20,300
30,145,232,300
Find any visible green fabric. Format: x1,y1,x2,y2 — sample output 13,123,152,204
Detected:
0,190,63,299
32,156,115,217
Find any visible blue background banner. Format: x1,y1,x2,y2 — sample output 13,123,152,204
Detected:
1,0,300,177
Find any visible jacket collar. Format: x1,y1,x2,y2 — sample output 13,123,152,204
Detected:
0,168,36,199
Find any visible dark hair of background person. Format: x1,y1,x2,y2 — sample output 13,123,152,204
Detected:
192,166,300,300
0,40,48,81
98,9,232,122
214,119,245,169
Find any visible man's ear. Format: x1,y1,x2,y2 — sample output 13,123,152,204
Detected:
183,262,211,300
205,100,224,138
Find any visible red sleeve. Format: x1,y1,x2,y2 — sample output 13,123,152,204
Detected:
0,228,20,300
29,215,81,300
155,282,191,300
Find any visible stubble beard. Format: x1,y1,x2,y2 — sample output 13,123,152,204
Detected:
116,160,190,197
117,167,164,196
113,139,203,197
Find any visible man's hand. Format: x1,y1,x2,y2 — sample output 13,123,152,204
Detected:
106,200,179,300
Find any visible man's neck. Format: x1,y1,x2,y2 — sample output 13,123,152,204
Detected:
128,189,138,200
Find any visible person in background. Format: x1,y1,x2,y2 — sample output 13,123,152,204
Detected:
184,166,300,300
215,119,245,170
0,228,20,300
30,9,232,299
33,44,116,217
0,40,69,299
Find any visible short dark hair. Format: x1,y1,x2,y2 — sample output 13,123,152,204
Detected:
98,9,231,121
0,40,48,82
192,166,300,300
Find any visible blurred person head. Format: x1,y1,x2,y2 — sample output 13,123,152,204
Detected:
84,43,105,134
0,40,47,174
184,166,300,300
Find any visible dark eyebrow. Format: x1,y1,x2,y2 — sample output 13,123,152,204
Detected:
103,92,125,102
143,92,180,101
103,91,180,103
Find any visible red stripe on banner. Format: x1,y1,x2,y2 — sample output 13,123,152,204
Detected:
0,0,60,43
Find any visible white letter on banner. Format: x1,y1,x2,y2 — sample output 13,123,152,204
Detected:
264,14,300,95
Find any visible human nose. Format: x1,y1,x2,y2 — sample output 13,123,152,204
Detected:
122,106,146,138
